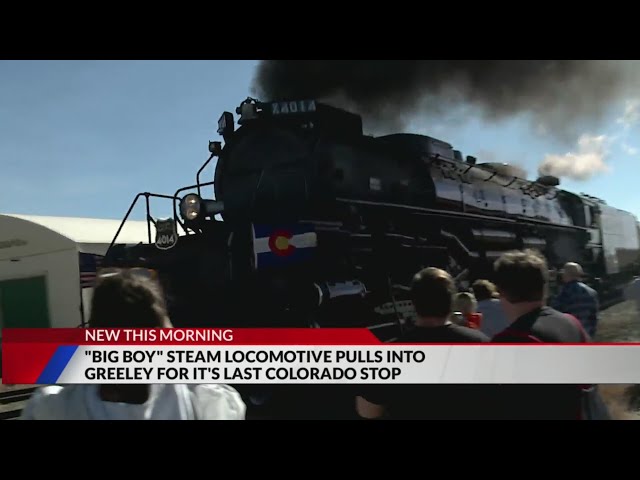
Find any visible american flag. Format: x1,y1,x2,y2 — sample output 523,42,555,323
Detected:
79,253,104,288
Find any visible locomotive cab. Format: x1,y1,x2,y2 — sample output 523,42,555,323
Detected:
211,98,365,224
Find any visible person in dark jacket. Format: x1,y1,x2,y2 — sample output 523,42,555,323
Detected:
490,250,596,420
355,267,490,420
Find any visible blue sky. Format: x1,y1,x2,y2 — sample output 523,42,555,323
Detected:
1,60,638,222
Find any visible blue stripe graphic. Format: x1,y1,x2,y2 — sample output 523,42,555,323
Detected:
37,346,79,384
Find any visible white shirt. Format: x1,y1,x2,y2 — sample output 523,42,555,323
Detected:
476,298,510,339
20,384,246,420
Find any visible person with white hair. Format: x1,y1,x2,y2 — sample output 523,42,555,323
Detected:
550,262,600,338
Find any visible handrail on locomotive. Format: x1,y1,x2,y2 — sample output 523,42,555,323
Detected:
106,148,221,256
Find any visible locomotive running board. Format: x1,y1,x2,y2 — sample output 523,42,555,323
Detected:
335,197,587,232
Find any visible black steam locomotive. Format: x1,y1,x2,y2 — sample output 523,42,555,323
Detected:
105,97,640,334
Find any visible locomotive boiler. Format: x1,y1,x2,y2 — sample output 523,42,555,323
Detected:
104,97,640,333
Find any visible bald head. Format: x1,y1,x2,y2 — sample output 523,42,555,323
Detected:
562,262,584,283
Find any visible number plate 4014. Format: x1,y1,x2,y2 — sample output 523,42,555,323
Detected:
270,100,316,115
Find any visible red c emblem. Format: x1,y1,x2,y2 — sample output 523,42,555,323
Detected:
268,230,295,257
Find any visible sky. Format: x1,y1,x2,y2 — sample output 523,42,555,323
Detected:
1,60,639,223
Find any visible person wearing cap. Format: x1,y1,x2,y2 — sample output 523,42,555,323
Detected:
550,262,600,338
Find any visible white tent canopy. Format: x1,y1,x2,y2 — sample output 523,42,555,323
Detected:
0,213,183,329
0,213,161,259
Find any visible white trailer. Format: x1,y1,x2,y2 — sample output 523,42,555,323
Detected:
0,214,157,333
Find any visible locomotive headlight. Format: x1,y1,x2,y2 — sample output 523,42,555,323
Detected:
180,194,202,221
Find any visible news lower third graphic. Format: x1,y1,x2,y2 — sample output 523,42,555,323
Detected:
78,348,412,383
2,328,640,385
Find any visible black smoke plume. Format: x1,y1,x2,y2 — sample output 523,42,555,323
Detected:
251,60,635,140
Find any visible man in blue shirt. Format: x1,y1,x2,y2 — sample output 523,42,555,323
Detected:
551,262,600,338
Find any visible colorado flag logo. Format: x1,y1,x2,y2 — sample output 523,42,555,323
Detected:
252,223,318,269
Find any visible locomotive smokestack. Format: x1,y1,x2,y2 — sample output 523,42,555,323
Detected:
251,60,636,140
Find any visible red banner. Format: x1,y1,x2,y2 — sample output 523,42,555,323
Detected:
1,328,383,346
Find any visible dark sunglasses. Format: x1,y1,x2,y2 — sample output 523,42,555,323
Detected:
97,267,158,281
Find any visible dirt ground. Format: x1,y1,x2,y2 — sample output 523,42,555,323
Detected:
592,299,640,420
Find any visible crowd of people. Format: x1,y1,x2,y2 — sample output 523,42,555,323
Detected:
20,248,615,420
